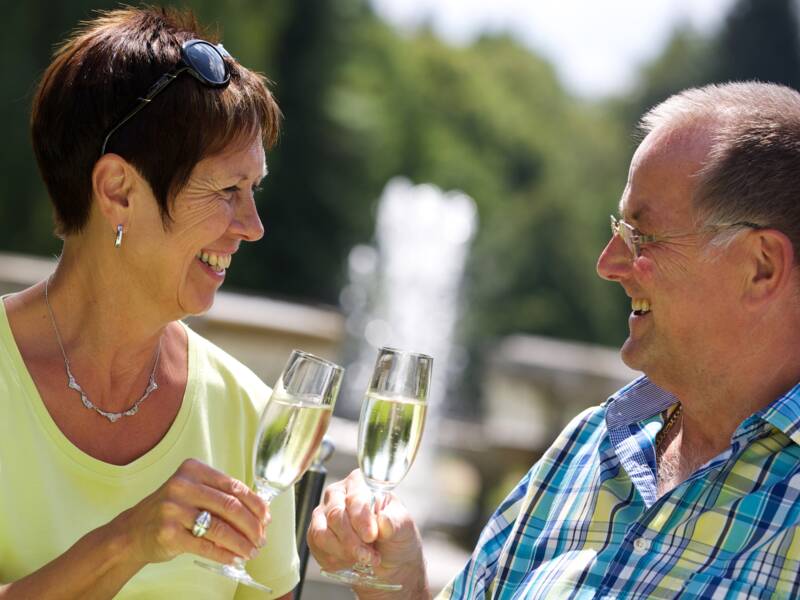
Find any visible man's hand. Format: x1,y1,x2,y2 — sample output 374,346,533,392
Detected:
308,469,431,599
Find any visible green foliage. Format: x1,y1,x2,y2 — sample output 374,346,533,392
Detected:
714,0,800,88
618,26,715,131
618,0,800,132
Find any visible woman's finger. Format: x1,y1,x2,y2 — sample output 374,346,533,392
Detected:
190,483,265,548
182,527,245,566
178,459,269,526
179,505,258,560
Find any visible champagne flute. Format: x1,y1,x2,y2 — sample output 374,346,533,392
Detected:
322,347,432,591
196,350,343,592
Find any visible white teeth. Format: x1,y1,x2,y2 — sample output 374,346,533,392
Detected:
196,251,231,271
631,298,651,313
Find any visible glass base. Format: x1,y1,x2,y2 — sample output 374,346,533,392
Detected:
321,567,403,591
195,559,273,593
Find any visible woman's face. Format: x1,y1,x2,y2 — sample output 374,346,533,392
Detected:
131,136,266,318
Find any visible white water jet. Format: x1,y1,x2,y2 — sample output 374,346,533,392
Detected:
339,177,478,523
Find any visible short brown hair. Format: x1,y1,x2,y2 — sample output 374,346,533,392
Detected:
639,82,800,261
31,6,281,235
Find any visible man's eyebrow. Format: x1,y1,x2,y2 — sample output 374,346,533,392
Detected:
618,202,651,227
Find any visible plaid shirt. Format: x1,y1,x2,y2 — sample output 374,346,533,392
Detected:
437,377,800,599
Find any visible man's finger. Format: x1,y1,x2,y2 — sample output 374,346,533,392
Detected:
345,489,379,544
309,507,373,567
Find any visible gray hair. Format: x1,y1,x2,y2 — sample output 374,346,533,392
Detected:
640,82,800,261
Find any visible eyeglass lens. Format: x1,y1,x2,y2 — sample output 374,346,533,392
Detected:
610,216,637,257
185,42,227,84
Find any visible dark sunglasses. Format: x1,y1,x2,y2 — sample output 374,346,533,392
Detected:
100,39,232,156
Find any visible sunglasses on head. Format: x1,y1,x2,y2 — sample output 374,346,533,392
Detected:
100,39,232,156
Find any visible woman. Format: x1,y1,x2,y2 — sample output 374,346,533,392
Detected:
0,7,297,599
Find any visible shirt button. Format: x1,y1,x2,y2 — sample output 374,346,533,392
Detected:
633,537,651,554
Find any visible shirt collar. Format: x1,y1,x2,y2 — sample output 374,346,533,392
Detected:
605,375,677,430
756,381,800,446
606,376,800,445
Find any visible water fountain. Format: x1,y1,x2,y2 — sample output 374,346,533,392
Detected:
339,177,478,523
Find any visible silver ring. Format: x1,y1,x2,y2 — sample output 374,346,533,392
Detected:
192,510,212,538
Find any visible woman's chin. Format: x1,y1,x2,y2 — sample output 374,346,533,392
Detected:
178,287,219,318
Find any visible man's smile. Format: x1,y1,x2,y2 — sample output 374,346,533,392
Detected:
632,297,651,316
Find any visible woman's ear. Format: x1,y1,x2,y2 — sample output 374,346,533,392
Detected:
91,154,136,230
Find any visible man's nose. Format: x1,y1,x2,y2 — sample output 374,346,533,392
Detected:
596,234,632,281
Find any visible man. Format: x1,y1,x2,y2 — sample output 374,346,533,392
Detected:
308,82,800,598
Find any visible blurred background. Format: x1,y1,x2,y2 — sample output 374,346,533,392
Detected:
3,0,800,595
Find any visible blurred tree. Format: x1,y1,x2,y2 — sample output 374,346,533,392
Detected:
221,0,377,305
620,0,800,133
619,26,715,131
0,0,107,256
714,0,800,88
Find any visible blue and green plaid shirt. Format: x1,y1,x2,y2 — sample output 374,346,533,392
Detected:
438,376,800,599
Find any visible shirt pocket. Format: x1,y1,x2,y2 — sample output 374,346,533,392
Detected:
679,572,784,599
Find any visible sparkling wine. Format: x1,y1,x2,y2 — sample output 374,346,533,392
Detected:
254,393,332,492
358,392,427,492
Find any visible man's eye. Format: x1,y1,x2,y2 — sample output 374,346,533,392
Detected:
223,185,240,194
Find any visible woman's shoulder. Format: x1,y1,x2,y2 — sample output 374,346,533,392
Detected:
181,322,271,412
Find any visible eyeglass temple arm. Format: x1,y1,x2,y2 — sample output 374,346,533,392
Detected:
100,68,185,155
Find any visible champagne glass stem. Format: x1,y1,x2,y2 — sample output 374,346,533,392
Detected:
195,482,282,591
351,491,382,576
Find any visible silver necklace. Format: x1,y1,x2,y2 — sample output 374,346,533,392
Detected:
44,276,161,423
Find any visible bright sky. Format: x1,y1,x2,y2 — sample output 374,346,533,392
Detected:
370,0,738,97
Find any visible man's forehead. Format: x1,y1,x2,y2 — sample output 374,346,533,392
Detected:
619,128,712,228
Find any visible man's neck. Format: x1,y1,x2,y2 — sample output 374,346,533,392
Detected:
654,361,800,497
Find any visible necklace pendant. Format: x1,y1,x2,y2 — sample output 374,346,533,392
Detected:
46,274,162,425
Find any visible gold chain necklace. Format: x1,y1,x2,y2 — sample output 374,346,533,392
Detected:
655,403,683,450
44,276,161,423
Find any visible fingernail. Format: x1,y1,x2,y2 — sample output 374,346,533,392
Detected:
249,547,260,560
259,535,267,547
356,547,372,565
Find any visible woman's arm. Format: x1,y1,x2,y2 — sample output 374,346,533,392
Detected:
0,520,144,600
0,458,269,599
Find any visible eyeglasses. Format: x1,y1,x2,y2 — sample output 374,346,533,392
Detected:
609,214,761,258
100,39,232,156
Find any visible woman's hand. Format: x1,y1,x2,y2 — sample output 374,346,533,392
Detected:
113,458,269,566
308,469,430,599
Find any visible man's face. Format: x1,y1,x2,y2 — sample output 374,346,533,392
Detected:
596,127,747,391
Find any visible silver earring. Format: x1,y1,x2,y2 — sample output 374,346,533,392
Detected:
114,224,124,248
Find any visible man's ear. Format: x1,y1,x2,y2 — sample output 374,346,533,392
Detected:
91,154,137,231
743,228,795,308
